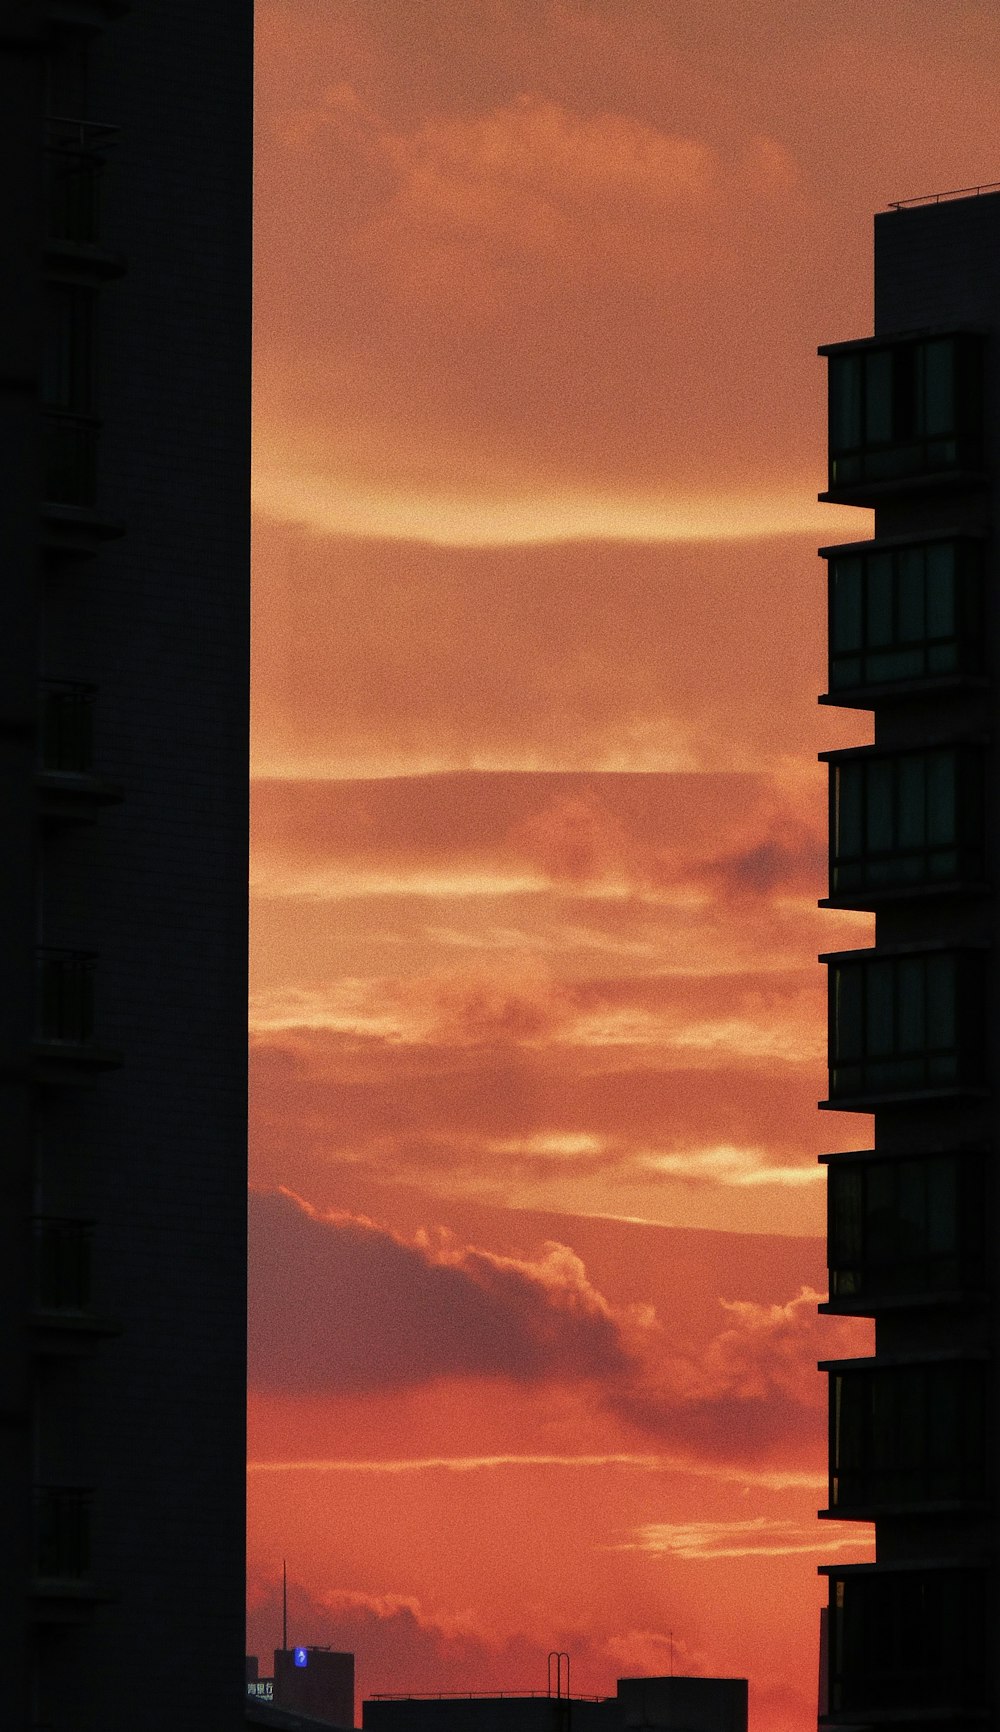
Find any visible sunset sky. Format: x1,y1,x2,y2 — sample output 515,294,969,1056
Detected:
248,7,1000,1728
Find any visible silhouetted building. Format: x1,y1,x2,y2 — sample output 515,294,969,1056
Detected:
273,1647,355,1728
363,1676,747,1732
0,3,251,1728
818,185,1000,1724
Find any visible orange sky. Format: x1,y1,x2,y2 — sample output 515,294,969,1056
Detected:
249,6,1000,1727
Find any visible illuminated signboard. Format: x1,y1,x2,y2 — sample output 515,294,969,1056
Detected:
294,1648,308,1669
247,1681,274,1701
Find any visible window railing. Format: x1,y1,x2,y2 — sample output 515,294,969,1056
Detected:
35,949,97,1046
828,746,985,896
829,1359,988,1510
825,948,986,1102
825,537,983,695
828,1152,987,1301
39,681,97,776
33,1486,92,1582
33,1218,94,1314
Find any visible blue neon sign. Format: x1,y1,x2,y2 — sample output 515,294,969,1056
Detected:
294,1648,308,1669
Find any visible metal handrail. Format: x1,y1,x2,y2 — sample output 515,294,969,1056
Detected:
888,181,1000,210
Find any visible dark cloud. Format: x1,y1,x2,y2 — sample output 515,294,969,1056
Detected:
249,1189,634,1396
249,1190,867,1465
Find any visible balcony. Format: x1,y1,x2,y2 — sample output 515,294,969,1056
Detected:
820,534,985,708
30,1217,116,1353
33,948,121,1080
823,743,987,909
823,1149,988,1313
824,1354,989,1517
37,681,122,820
821,1564,990,1722
821,945,987,1110
31,1485,101,1621
44,116,124,275
819,331,985,507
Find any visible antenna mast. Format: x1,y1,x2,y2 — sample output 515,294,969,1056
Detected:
283,1559,288,1653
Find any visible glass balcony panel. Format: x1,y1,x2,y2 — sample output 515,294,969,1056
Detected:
864,348,893,442
831,557,862,652
40,683,96,775
921,339,955,436
866,554,893,645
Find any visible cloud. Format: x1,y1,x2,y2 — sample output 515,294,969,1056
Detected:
251,527,853,782
249,1189,635,1396
614,1517,866,1559
250,1190,866,1466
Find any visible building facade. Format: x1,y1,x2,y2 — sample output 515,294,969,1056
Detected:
818,188,1000,1723
363,1677,748,1732
0,3,251,1728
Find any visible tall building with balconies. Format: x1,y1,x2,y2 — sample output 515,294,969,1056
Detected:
817,186,1000,1727
0,4,251,1728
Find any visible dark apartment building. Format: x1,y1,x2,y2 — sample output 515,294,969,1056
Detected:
817,186,1000,1724
0,3,251,1729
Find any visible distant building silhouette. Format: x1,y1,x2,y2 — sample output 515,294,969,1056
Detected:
363,1676,747,1732
0,2,250,1727
817,185,1000,1723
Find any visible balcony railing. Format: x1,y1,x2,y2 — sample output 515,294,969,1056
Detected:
33,1218,94,1314
35,949,97,1046
827,1357,988,1511
823,947,986,1106
33,1486,92,1582
45,117,118,246
39,681,96,776
827,1150,988,1305
826,1567,989,1716
43,411,99,509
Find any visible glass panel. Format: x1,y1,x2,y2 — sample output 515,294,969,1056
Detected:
896,755,926,851
865,759,894,853
866,554,893,645
830,354,862,452
925,954,956,1049
925,752,955,846
922,540,956,637
830,1167,863,1264
831,558,863,651
865,349,893,443
922,339,955,436
896,545,926,642
895,958,924,1053
925,1158,957,1256
835,967,864,1062
836,764,863,860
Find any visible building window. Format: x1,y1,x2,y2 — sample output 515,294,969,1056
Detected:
827,949,985,1101
828,1152,986,1300
39,682,96,775
830,746,985,895
33,1218,94,1314
35,949,97,1046
828,1569,988,1713
827,538,982,693
33,1486,92,1582
830,1360,988,1510
42,283,98,507
827,334,983,493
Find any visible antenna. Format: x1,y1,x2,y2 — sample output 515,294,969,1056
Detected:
670,1631,674,1678
283,1560,288,1653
